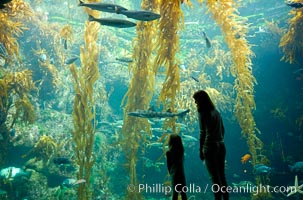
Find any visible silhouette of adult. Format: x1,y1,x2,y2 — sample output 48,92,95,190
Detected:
193,90,229,200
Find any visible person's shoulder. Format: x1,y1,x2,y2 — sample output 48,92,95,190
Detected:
212,108,221,115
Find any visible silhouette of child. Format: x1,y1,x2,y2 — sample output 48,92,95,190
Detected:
166,134,188,200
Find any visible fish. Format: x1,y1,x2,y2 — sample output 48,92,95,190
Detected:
62,178,77,188
179,64,187,71
184,21,199,25
241,154,251,164
64,55,79,65
286,1,303,8
88,15,136,28
151,128,172,134
293,68,303,74
181,134,198,142
119,10,161,21
0,167,31,181
289,161,303,173
202,31,211,48
146,142,162,148
0,0,12,9
232,181,255,187
63,39,68,50
232,173,240,178
253,164,272,175
255,26,267,34
191,76,199,82
78,0,128,13
115,57,133,63
72,179,86,186
128,108,190,119
53,157,71,165
38,54,47,62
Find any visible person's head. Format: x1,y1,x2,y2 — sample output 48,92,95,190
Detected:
168,134,184,156
193,90,215,112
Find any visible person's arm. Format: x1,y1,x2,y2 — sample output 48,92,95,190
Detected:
199,113,206,160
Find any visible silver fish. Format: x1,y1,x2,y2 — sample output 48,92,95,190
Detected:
119,10,161,21
202,31,211,48
181,134,198,142
115,57,133,63
64,56,79,65
191,76,199,82
128,109,189,119
78,0,128,13
88,15,136,28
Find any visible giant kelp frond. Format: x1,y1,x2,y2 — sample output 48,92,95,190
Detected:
7,70,35,124
5,70,35,96
4,0,32,17
154,0,183,134
70,3,100,199
32,47,61,88
279,6,303,64
175,40,234,126
121,1,158,199
265,20,285,38
39,61,61,87
82,0,101,18
24,134,57,163
0,70,35,127
59,24,74,64
60,25,74,42
199,0,262,166
0,0,32,64
0,79,9,125
13,95,35,124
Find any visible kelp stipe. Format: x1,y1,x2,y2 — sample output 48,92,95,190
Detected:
70,2,100,199
120,0,158,198
154,0,183,135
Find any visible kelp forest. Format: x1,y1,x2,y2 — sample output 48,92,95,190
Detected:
0,0,303,199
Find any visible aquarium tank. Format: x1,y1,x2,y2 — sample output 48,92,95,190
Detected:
0,0,303,199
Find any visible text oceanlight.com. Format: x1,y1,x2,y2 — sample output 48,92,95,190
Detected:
127,183,296,196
